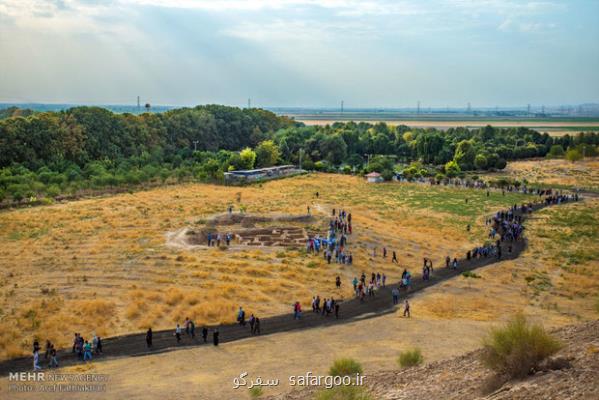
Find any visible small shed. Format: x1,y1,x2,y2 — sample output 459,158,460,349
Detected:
365,172,384,183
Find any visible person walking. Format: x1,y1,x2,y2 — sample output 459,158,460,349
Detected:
213,329,219,346
403,300,411,318
95,336,102,355
237,307,246,326
202,327,208,343
175,324,182,343
33,349,41,371
254,318,261,335
83,340,93,362
146,328,153,348
48,345,58,368
392,287,399,305
294,302,302,320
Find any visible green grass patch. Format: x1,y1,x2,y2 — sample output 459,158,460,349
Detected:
481,314,562,378
329,358,363,377
462,271,481,279
248,386,263,398
398,348,424,368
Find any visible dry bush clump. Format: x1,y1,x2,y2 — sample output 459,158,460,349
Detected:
398,348,424,368
481,314,562,378
329,358,363,377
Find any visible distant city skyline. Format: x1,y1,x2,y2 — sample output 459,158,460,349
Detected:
1,0,598,107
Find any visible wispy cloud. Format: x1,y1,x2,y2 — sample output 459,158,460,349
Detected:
0,0,597,106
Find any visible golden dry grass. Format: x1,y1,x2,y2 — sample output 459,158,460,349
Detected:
0,174,532,360
485,158,599,191
0,163,596,399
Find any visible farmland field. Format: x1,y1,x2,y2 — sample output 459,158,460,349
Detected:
297,117,599,136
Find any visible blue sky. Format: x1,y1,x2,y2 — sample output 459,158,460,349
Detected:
0,0,598,107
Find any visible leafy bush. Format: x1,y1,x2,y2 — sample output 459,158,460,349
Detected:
397,348,424,368
248,386,263,398
481,314,562,378
546,144,565,158
329,358,363,377
315,386,372,400
565,148,583,162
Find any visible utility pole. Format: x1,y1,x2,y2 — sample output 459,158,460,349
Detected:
137,96,140,112
341,100,344,113
299,148,303,170
247,98,251,109
527,103,531,115
193,140,199,152
417,101,420,114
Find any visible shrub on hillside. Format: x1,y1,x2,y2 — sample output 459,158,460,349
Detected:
397,348,424,368
329,358,363,377
249,386,263,398
315,385,372,400
481,314,562,378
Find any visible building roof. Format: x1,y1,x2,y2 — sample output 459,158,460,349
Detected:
365,172,382,177
224,165,296,177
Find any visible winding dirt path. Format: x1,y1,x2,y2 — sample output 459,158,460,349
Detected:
0,199,576,376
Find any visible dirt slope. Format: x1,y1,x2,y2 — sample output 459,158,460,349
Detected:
268,321,599,400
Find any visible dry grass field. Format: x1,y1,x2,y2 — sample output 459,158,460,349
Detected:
485,158,599,192
0,197,596,400
0,174,530,360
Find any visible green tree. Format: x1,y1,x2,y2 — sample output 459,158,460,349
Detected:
565,148,582,162
444,160,461,177
474,154,488,170
254,140,280,168
546,144,565,158
239,147,257,170
453,140,477,170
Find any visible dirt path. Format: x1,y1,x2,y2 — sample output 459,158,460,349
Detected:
0,199,575,376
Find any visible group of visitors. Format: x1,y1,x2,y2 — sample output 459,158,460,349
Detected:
72,333,102,362
351,271,388,302
235,307,261,335
310,296,340,318
167,318,219,347
32,340,59,370
206,231,233,247
306,207,354,265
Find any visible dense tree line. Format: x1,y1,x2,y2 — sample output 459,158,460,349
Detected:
272,122,598,177
0,105,597,203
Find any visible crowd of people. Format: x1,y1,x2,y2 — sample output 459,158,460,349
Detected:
28,190,581,372
306,208,354,265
